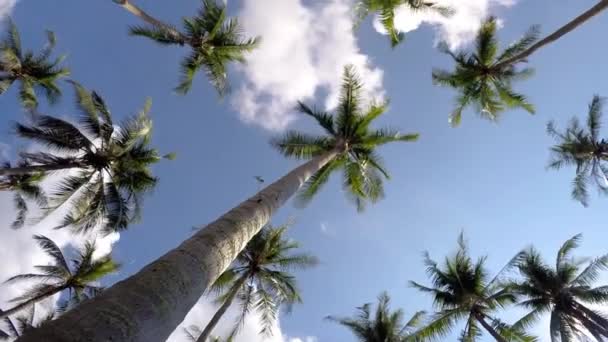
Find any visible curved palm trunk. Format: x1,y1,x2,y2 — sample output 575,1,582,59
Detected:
18,149,340,342
196,276,248,342
113,0,185,42
474,312,507,342
496,0,608,68
0,163,81,176
0,285,67,320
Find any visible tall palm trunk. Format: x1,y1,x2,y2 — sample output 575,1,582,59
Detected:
113,0,185,42
0,162,81,176
496,0,608,68
18,149,340,342
474,312,507,342
0,285,67,319
197,276,248,342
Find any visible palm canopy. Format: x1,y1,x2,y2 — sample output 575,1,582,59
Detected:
511,234,608,341
327,292,425,342
0,161,46,229
128,0,259,95
0,19,69,109
355,0,452,47
432,17,538,126
271,65,419,212
2,235,119,319
209,223,317,338
547,95,608,207
0,305,54,340
409,234,534,342
10,82,172,234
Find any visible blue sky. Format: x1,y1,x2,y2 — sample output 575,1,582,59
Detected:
1,0,608,341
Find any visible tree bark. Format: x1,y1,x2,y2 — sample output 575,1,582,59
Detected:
0,163,81,176
0,285,66,320
474,312,507,342
17,149,340,342
113,0,186,42
495,0,608,69
196,276,248,342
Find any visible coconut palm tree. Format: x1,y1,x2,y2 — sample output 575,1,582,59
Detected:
194,224,317,342
0,161,46,229
0,82,172,235
0,19,69,109
0,305,55,340
511,234,608,341
434,0,608,126
19,66,419,342
547,96,608,207
113,0,259,95
326,292,425,341
0,235,119,320
410,234,535,342
354,0,452,47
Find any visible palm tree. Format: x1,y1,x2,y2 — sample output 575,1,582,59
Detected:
0,305,55,340
0,235,119,320
0,161,46,229
410,234,535,342
354,0,452,47
0,82,172,235
183,326,231,342
19,66,419,342
511,234,608,341
114,0,259,95
434,0,608,126
326,292,425,341
0,19,69,109
194,224,317,342
547,96,608,207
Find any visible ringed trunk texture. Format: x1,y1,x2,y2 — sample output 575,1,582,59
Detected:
496,0,608,68
474,312,507,342
196,276,248,342
18,150,339,342
115,0,185,42
0,163,81,176
0,285,66,320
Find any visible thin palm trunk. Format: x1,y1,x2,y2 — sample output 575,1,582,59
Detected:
474,312,507,342
18,149,340,342
196,275,248,342
0,162,82,176
0,285,67,320
114,0,185,42
496,0,608,68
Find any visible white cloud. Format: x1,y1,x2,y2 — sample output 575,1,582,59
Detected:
233,0,384,131
0,0,17,19
373,0,516,49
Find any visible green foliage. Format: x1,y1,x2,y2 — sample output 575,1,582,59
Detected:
129,0,259,95
271,65,418,211
511,234,608,341
0,161,46,229
432,18,538,126
547,95,608,206
327,291,425,341
0,19,69,109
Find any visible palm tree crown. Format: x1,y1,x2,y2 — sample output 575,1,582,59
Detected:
0,161,46,229
0,19,69,109
128,0,259,95
207,224,317,339
327,291,424,341
511,234,608,341
432,17,538,126
1,235,119,319
7,82,172,234
272,65,419,211
355,0,452,47
547,95,608,206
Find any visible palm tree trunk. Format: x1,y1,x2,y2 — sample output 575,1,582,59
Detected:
196,276,248,342
17,149,341,342
474,312,507,342
0,285,67,319
113,0,185,42
496,0,608,68
0,162,81,176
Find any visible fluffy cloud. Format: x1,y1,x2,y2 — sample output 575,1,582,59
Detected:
0,0,17,19
372,0,516,49
233,0,384,131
